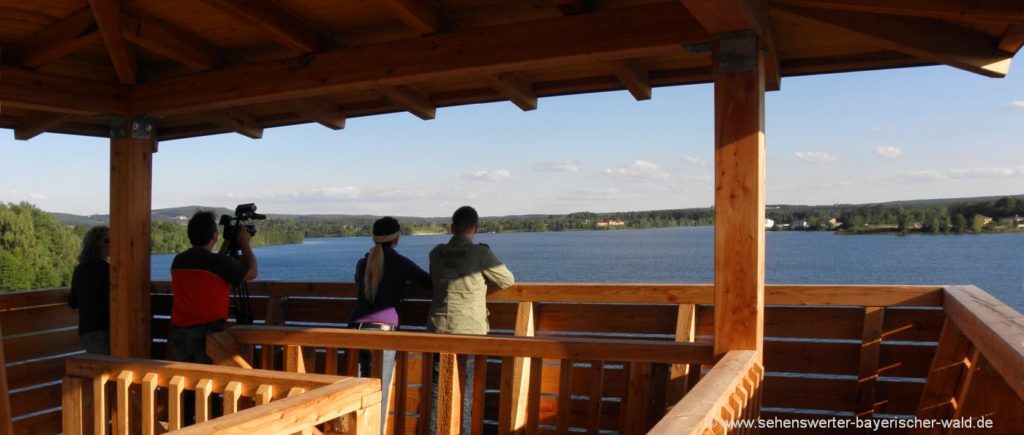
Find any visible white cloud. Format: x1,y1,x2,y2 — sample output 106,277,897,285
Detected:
875,146,903,159
794,152,839,163
898,166,1024,181
533,160,579,173
603,160,668,178
28,193,48,200
683,156,708,166
464,169,511,182
223,186,362,201
869,126,894,133
1009,100,1024,109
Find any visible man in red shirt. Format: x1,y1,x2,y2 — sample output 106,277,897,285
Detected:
170,211,258,363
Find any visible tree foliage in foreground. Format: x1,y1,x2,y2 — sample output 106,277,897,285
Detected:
0,203,79,292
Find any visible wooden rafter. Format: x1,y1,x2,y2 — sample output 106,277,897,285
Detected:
770,0,1024,22
209,109,263,139
1001,24,1024,54
554,0,589,15
18,7,100,69
280,99,346,130
606,59,651,101
200,0,327,53
378,86,436,120
773,5,1013,78
382,0,441,34
682,0,781,90
120,9,220,71
489,73,537,111
0,66,128,115
13,111,74,141
89,0,137,85
131,2,711,115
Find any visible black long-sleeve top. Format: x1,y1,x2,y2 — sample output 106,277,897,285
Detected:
348,246,431,326
68,259,110,333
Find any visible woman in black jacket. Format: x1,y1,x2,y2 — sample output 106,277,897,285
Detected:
68,226,110,354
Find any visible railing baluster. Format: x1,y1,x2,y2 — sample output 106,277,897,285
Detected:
168,375,185,430
557,360,574,434
94,373,109,435
141,373,157,435
116,370,133,435
417,352,434,435
346,348,360,376
393,351,409,435
286,345,306,373
62,376,84,435
196,379,213,423
256,384,273,405
526,357,543,435
472,355,487,435
224,381,242,415
586,361,604,435
325,347,339,375
436,353,462,435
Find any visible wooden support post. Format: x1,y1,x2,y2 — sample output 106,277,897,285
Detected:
436,353,461,435
62,376,84,435
916,318,972,425
285,345,306,373
417,353,434,435
109,116,156,358
0,324,12,435
668,304,697,405
261,296,288,370
526,357,543,434
856,306,884,417
510,302,536,432
712,31,766,359
623,363,652,435
472,355,487,435
325,347,339,375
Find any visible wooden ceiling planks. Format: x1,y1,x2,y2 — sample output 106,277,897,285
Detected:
0,0,1021,141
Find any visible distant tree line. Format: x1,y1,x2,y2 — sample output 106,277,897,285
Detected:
767,196,1024,235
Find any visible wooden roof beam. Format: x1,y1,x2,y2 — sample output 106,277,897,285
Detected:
553,0,589,15
13,111,74,141
606,59,651,101
489,73,537,111
119,9,220,71
681,0,781,90
18,7,101,69
378,86,436,120
382,0,442,34
281,99,347,130
209,109,263,139
774,5,1013,78
88,0,137,85
0,66,128,115
1001,24,1024,54
770,0,1024,22
131,2,711,115
201,0,327,53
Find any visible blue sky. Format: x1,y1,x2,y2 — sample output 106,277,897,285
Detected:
3,56,1023,218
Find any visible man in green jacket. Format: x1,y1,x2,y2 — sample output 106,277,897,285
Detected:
428,205,514,432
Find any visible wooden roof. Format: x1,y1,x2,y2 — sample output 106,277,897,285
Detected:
1,0,1020,141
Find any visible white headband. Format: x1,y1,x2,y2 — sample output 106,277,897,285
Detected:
372,231,400,244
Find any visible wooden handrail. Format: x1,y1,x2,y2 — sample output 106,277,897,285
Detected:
150,280,943,306
224,325,715,365
942,285,1024,401
649,350,763,434
62,355,380,435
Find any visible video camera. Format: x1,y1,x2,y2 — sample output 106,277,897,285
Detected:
219,203,267,243
219,203,265,325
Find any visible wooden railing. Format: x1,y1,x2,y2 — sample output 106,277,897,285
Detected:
62,354,381,435
649,350,763,434
4,282,1020,434
211,325,715,434
914,285,1024,433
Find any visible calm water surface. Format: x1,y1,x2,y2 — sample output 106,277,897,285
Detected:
152,227,1024,312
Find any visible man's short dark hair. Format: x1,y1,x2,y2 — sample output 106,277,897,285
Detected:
187,211,218,246
452,206,479,234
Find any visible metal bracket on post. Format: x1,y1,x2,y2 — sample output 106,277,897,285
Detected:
716,31,758,73
108,115,159,151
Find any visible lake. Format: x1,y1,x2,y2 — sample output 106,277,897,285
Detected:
152,226,1024,312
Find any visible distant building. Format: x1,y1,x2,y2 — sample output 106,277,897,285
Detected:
978,215,993,225
175,215,187,221
765,218,775,229
596,220,626,228
827,218,840,228
792,220,808,229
